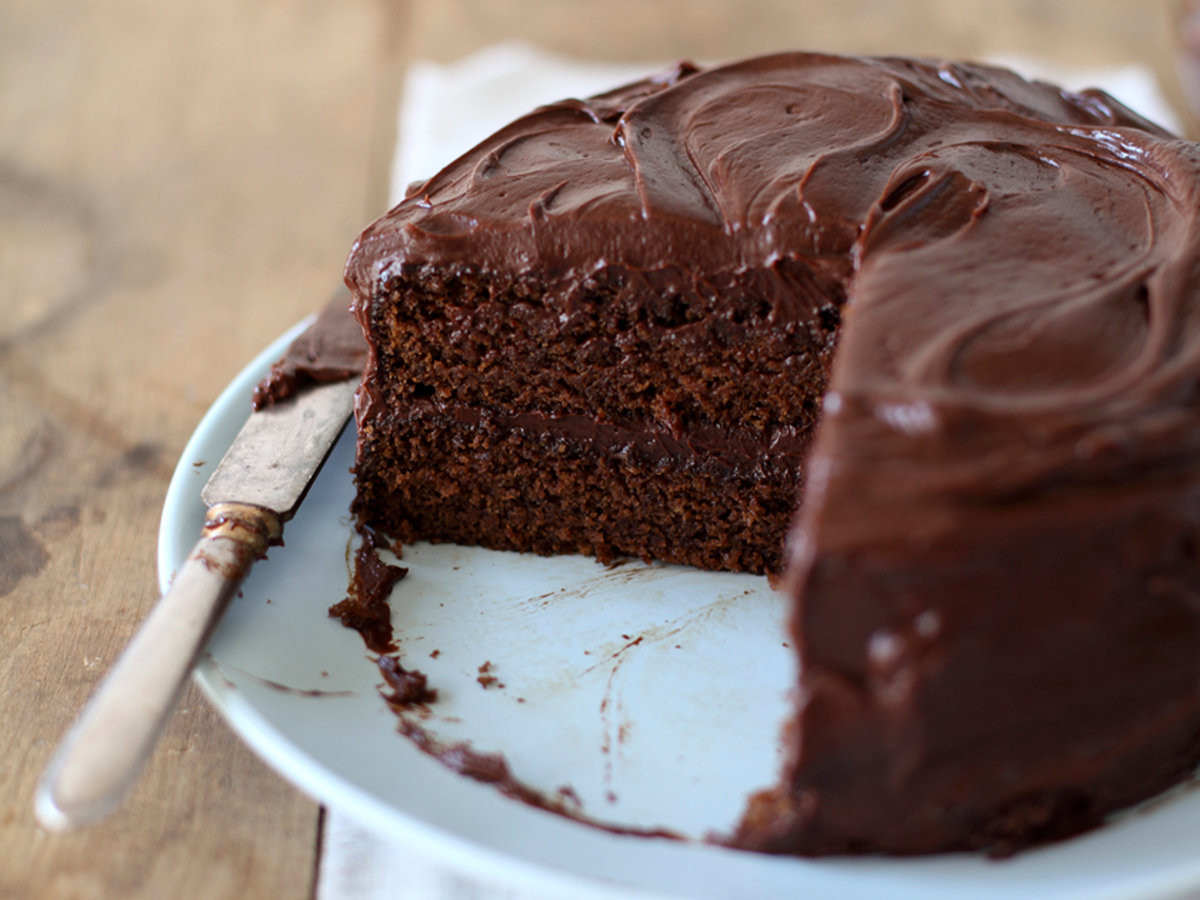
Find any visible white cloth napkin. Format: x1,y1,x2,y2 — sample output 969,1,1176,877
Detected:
316,43,1179,900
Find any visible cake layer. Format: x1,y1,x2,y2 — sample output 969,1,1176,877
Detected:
363,260,840,436
352,403,805,573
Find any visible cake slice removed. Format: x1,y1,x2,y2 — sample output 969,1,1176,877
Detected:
344,52,1200,855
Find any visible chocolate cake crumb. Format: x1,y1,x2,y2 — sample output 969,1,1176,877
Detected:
328,526,407,654
476,660,503,689
377,655,437,708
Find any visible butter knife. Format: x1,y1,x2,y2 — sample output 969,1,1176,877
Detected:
35,344,359,831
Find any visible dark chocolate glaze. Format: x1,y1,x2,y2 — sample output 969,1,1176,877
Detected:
344,52,1200,855
390,712,681,842
397,398,810,479
328,527,406,654
252,289,367,410
345,53,1172,281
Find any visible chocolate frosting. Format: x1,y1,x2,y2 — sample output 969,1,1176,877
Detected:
347,53,1174,288
252,289,367,410
345,52,1200,855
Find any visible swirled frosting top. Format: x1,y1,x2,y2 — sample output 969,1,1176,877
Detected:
346,52,1200,536
347,52,1176,274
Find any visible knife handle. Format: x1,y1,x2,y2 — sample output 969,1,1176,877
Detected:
35,503,281,830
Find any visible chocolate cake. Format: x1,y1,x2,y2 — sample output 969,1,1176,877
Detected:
343,52,1200,855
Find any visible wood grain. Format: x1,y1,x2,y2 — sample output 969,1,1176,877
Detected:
410,0,1191,133
0,0,402,896
410,0,1168,62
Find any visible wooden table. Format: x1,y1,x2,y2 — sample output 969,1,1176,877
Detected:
2,2,1191,897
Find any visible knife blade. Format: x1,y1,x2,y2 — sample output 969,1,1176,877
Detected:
35,328,359,831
